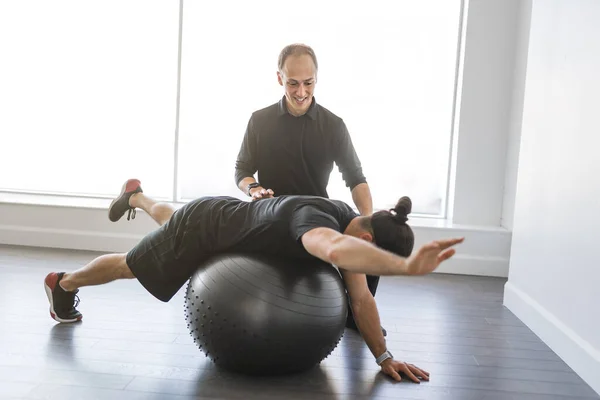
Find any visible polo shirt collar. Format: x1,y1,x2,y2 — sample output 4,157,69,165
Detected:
277,96,318,120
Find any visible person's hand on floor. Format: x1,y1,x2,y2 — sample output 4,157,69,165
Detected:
380,359,430,383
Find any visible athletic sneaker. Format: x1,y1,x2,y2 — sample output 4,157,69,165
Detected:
44,272,82,323
108,179,143,222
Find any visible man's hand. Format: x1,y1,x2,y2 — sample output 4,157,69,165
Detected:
249,187,274,201
380,359,430,383
405,237,465,275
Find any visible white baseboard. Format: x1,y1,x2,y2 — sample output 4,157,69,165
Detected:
0,224,143,254
0,201,512,277
0,223,511,278
504,282,600,396
435,254,509,277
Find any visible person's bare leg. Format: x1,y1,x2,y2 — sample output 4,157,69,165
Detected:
108,179,174,226
129,192,175,226
59,253,134,292
44,253,137,323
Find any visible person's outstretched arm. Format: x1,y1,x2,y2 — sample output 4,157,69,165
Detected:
340,270,430,382
301,227,463,276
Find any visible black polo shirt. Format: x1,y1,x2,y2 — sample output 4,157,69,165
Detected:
234,96,367,198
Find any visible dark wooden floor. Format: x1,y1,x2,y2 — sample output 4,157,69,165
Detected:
1,244,598,400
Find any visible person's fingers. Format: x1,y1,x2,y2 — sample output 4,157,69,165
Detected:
417,243,439,257
385,367,402,382
428,241,443,252
436,237,464,249
409,364,430,381
401,365,421,383
437,248,456,263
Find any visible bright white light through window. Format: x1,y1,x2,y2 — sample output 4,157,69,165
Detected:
1,0,462,216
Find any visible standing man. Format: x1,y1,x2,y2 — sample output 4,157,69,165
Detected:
234,43,381,334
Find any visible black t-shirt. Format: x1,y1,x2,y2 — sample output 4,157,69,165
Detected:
181,195,358,260
234,96,367,198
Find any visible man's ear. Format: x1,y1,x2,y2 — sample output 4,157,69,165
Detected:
359,232,373,243
277,71,283,86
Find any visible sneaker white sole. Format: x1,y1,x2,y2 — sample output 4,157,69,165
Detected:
43,280,82,323
108,180,129,221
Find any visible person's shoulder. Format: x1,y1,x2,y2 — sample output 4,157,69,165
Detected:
329,198,358,216
251,101,280,120
314,101,348,133
315,102,343,121
285,195,354,214
244,101,281,136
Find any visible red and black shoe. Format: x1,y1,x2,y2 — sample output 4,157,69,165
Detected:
44,272,82,323
108,179,143,222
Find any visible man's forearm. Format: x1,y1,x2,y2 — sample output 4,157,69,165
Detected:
351,183,373,216
237,177,257,194
351,295,387,359
328,235,408,276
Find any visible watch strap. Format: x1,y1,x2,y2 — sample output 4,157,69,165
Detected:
376,350,393,365
246,182,261,196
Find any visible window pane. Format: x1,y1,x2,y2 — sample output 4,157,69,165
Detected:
0,1,179,199
181,0,461,215
321,2,462,216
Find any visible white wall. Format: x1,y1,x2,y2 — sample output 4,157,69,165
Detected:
504,0,600,395
501,0,532,230
451,0,521,227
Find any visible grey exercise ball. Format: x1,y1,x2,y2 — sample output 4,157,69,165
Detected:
184,253,348,375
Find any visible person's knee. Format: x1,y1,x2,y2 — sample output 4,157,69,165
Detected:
117,255,136,279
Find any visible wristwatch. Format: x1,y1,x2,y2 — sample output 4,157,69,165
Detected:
246,182,261,196
376,350,393,365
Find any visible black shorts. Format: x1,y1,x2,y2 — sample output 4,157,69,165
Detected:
125,199,213,302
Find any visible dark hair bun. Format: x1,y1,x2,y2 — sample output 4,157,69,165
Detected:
393,196,412,217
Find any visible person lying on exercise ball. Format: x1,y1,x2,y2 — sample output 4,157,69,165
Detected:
43,179,464,383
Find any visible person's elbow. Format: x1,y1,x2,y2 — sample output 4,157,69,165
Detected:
325,245,340,266
234,164,254,187
323,233,348,265
346,172,368,192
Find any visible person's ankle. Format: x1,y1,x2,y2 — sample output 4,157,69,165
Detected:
59,274,76,292
128,192,141,208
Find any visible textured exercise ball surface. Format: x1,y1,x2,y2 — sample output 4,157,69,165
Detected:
184,253,348,375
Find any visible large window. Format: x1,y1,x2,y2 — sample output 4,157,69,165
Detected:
1,0,463,217
0,1,179,200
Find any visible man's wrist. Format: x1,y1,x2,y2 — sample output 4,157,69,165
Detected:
248,187,263,196
393,257,408,275
246,182,261,196
376,349,393,365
